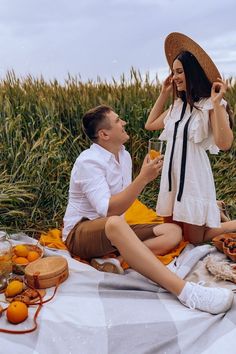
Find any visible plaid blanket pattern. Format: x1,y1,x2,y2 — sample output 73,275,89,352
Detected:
1,236,235,354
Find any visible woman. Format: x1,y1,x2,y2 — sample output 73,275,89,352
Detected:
145,32,235,244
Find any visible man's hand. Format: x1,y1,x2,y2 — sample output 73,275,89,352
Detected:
107,154,163,216
139,154,163,184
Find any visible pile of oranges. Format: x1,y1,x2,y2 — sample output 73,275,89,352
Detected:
12,244,41,266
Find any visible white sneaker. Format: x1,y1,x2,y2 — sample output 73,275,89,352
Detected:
178,281,234,314
90,258,124,274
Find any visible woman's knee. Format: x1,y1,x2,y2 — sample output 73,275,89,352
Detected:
170,224,183,242
154,223,183,242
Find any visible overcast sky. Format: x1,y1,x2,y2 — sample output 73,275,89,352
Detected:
1,0,236,83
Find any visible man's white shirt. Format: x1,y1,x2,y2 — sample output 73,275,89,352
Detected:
62,143,132,240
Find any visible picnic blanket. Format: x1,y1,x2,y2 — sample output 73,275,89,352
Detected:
1,234,236,354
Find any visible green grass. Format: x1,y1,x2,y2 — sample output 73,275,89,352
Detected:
0,69,235,235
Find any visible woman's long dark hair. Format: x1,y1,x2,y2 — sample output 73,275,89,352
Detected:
172,50,234,128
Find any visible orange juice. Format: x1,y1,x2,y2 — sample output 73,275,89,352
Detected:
149,149,161,160
0,252,12,289
0,232,12,290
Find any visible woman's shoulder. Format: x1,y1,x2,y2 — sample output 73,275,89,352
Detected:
196,97,228,110
168,98,183,114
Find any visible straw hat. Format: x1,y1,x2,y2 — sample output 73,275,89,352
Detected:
164,32,221,83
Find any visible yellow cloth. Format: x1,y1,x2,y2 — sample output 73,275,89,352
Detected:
39,199,188,265
124,199,164,224
39,228,67,250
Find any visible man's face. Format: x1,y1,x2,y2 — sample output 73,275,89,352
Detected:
103,110,129,145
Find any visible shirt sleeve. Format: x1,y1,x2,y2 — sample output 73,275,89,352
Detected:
73,158,111,217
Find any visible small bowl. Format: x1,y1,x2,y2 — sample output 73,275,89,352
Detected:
227,248,236,262
212,233,236,253
12,243,44,275
223,238,236,262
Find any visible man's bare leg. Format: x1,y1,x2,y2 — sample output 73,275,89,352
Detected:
101,216,234,314
105,216,185,296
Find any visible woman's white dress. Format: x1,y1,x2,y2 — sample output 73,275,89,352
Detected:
156,97,227,228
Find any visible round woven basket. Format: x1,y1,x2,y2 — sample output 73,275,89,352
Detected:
12,243,44,275
24,256,69,289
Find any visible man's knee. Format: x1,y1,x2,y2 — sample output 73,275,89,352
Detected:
105,216,127,242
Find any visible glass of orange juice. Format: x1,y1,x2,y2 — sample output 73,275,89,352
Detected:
0,231,12,290
148,138,163,160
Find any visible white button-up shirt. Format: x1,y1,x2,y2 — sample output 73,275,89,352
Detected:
62,143,132,240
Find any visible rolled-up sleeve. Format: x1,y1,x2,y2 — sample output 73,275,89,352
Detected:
74,159,111,217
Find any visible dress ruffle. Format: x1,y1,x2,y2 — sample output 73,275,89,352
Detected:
187,98,227,154
157,192,221,228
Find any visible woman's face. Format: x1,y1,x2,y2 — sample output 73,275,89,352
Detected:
172,59,186,92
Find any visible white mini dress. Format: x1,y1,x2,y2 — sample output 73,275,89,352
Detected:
156,97,227,228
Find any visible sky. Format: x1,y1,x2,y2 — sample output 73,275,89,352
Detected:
1,0,236,83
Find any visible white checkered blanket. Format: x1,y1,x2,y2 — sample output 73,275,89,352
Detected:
1,235,236,354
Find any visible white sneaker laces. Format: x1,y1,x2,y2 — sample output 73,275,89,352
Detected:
187,281,206,310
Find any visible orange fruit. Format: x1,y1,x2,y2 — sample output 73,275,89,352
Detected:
27,251,40,262
5,280,24,297
6,301,28,324
12,255,17,262
149,149,161,160
14,245,29,258
14,257,29,265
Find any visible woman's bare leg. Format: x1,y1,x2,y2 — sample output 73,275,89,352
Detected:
181,220,236,245
116,223,182,266
143,223,182,255
203,220,236,242
163,215,236,245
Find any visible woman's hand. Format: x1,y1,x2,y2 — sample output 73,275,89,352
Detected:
211,78,228,104
161,74,173,95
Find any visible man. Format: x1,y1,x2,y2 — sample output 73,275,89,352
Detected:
63,105,234,314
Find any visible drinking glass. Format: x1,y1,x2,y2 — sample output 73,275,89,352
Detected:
148,138,163,160
0,231,12,290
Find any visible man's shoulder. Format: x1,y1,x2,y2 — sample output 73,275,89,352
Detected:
76,148,102,164
74,144,131,166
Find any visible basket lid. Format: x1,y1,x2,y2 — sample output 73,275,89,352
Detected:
25,256,68,280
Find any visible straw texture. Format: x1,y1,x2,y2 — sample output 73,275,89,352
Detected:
164,32,221,82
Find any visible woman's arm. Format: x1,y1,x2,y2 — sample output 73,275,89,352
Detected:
145,75,172,131
210,79,233,151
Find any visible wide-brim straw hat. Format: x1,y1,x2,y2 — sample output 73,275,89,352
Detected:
164,32,221,83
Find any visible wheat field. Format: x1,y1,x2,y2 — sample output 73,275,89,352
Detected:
0,69,235,235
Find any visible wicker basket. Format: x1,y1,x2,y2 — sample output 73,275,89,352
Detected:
12,243,44,275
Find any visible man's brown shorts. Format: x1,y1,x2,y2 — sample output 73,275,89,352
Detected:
65,217,158,260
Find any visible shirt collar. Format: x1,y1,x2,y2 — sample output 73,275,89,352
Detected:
90,143,125,161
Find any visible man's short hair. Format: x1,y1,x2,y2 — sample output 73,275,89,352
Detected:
82,105,113,142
